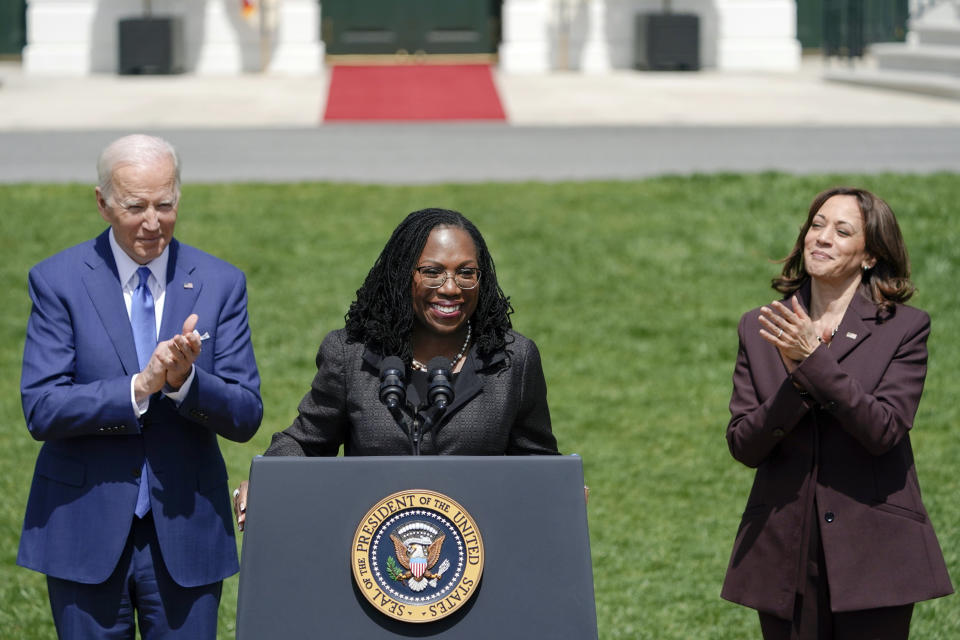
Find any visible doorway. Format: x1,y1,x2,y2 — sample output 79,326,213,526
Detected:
0,0,26,56
322,0,501,58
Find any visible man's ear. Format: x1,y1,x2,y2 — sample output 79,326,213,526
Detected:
95,187,110,222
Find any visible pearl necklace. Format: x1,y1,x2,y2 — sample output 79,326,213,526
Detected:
411,322,471,372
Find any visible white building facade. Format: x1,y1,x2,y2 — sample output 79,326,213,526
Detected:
23,0,325,74
22,0,801,75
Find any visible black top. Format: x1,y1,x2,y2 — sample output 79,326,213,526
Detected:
265,329,559,457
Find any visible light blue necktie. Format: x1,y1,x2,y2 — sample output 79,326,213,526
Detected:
131,266,155,518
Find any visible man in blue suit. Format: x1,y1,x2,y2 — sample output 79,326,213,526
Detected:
18,134,262,638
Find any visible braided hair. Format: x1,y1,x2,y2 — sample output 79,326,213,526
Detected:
344,208,514,361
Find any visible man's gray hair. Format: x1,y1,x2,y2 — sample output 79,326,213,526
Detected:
97,134,181,203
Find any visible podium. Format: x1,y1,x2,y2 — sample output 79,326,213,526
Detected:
236,455,598,639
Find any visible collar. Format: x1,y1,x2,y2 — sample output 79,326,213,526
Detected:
792,280,875,361
108,228,170,290
360,337,510,425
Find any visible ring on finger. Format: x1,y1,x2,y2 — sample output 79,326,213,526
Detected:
777,328,783,338
233,488,240,499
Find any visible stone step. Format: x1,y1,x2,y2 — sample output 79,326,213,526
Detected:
823,66,960,99
913,22,960,47
870,42,960,76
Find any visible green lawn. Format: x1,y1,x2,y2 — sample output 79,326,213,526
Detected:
1,175,957,638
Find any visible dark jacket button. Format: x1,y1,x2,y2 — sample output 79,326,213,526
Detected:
824,511,835,523
132,468,141,478
772,428,785,438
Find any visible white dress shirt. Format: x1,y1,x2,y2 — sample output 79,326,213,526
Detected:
108,229,194,415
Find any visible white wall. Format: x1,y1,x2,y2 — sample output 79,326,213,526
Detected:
22,0,799,75
23,0,323,74
501,0,801,72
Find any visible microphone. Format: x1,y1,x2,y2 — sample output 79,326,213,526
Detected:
426,356,454,410
379,356,406,410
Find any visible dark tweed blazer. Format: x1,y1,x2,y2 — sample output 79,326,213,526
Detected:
265,329,559,456
721,285,952,619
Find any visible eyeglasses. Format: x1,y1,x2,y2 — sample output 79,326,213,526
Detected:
414,266,481,290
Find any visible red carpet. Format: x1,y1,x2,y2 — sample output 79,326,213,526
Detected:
323,65,506,121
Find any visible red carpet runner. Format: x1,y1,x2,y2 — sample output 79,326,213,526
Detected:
323,64,506,121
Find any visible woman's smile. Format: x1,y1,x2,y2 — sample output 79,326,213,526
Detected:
430,302,462,318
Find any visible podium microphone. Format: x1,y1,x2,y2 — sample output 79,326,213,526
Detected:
426,356,454,409
379,356,406,410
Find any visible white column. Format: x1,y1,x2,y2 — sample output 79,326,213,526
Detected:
23,0,99,74
714,0,801,71
579,0,613,72
266,0,324,74
195,0,323,75
193,0,250,74
500,0,554,73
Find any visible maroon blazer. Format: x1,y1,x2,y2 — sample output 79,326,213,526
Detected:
721,285,952,620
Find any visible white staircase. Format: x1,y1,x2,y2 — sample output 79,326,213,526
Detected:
824,1,960,99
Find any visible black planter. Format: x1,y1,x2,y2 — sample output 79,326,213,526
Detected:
634,13,700,71
118,16,184,75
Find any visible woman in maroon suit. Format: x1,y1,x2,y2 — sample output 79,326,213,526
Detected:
721,187,952,639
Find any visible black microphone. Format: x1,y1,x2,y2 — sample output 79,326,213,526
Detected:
426,356,454,410
379,356,406,410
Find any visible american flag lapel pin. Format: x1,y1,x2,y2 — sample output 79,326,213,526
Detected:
183,282,194,289
845,332,858,340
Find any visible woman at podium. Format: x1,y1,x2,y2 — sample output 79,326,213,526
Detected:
720,187,952,639
234,208,559,528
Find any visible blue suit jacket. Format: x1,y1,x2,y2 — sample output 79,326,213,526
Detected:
18,230,262,588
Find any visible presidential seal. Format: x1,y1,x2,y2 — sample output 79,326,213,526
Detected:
351,490,484,623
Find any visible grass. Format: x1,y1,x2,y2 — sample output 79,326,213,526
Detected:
1,174,958,638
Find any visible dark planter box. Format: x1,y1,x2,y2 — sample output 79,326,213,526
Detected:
118,16,184,75
634,13,700,71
